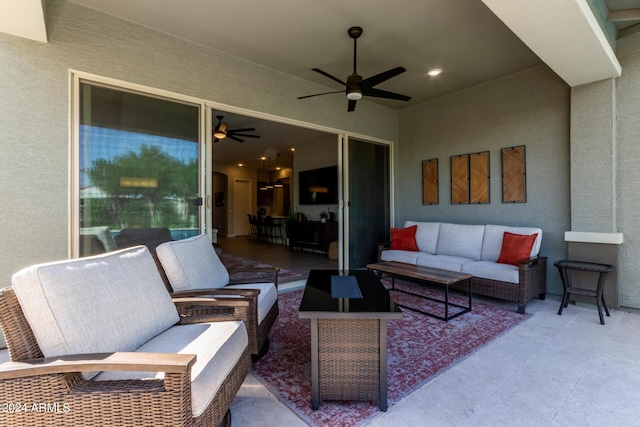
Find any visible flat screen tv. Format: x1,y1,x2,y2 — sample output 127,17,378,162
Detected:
298,165,338,205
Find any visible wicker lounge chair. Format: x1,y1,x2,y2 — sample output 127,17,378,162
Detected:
0,246,251,427
156,234,279,357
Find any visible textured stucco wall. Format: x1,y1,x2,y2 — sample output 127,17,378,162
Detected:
615,32,640,307
570,79,617,231
398,66,571,295
0,0,398,288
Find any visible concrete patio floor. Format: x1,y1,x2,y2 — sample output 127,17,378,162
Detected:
230,292,640,426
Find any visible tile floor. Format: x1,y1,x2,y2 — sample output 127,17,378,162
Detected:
230,294,640,426
3,238,640,426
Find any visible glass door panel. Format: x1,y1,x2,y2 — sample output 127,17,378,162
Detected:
346,138,391,269
78,83,201,256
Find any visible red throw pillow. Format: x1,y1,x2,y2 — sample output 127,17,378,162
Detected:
496,232,538,266
390,225,419,252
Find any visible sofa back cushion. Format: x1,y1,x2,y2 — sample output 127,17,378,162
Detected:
156,234,229,291
404,221,440,254
12,246,179,375
481,224,543,261
436,223,486,260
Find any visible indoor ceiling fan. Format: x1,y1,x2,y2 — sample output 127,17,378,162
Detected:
213,115,260,142
298,26,411,112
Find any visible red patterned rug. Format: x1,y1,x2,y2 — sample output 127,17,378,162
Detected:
219,253,301,281
251,278,530,427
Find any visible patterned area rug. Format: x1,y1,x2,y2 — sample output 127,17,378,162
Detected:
251,278,530,427
219,253,301,281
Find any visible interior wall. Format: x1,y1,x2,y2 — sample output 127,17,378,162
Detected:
398,65,571,295
212,172,228,235
0,0,398,288
294,134,340,221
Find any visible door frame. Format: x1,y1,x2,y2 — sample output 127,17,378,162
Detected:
69,70,210,258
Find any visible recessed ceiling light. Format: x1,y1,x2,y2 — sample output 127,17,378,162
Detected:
427,68,443,76
238,162,244,167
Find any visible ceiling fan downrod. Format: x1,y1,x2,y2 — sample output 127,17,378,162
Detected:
348,26,363,75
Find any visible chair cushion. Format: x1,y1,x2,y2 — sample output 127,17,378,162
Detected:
404,221,440,254
225,283,277,325
156,234,229,291
436,223,486,260
93,321,248,418
12,246,179,379
390,225,419,251
496,232,539,266
481,224,542,261
461,260,520,284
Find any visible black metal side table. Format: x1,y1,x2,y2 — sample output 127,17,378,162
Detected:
554,260,615,325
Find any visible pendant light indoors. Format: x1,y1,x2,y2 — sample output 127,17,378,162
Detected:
259,159,267,191
274,154,284,188
266,157,274,189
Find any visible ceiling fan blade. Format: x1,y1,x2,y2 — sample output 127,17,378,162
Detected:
362,87,411,101
228,128,256,133
361,66,406,89
227,135,245,143
231,133,260,139
348,99,357,112
312,68,347,87
298,90,344,100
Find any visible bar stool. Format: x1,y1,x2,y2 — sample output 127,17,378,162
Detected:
554,260,615,325
247,214,257,240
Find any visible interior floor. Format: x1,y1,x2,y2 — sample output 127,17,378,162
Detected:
216,235,338,282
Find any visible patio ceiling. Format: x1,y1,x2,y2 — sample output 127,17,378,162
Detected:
0,0,634,170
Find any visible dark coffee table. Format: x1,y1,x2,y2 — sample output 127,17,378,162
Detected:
298,269,402,411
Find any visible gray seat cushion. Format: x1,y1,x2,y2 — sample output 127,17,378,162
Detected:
156,234,230,290
12,246,180,379
94,321,248,417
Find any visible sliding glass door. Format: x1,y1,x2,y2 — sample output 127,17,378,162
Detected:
74,81,203,257
343,137,391,269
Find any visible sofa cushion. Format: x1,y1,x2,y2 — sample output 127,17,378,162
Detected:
380,249,419,264
11,246,180,379
404,221,440,254
436,223,486,261
225,283,277,324
156,234,229,291
481,224,543,261
93,321,248,418
461,260,520,284
390,225,419,251
496,232,539,266
415,253,475,272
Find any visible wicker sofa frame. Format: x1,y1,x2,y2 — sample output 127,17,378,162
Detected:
0,287,251,427
378,243,547,314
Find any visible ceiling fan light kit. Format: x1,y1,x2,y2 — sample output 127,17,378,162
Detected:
213,115,260,142
298,26,411,111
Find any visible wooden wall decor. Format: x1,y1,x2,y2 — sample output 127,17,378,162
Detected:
470,151,490,204
451,151,490,204
502,145,526,203
422,159,439,204
451,155,469,204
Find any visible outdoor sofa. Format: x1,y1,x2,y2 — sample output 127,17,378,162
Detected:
379,221,547,313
